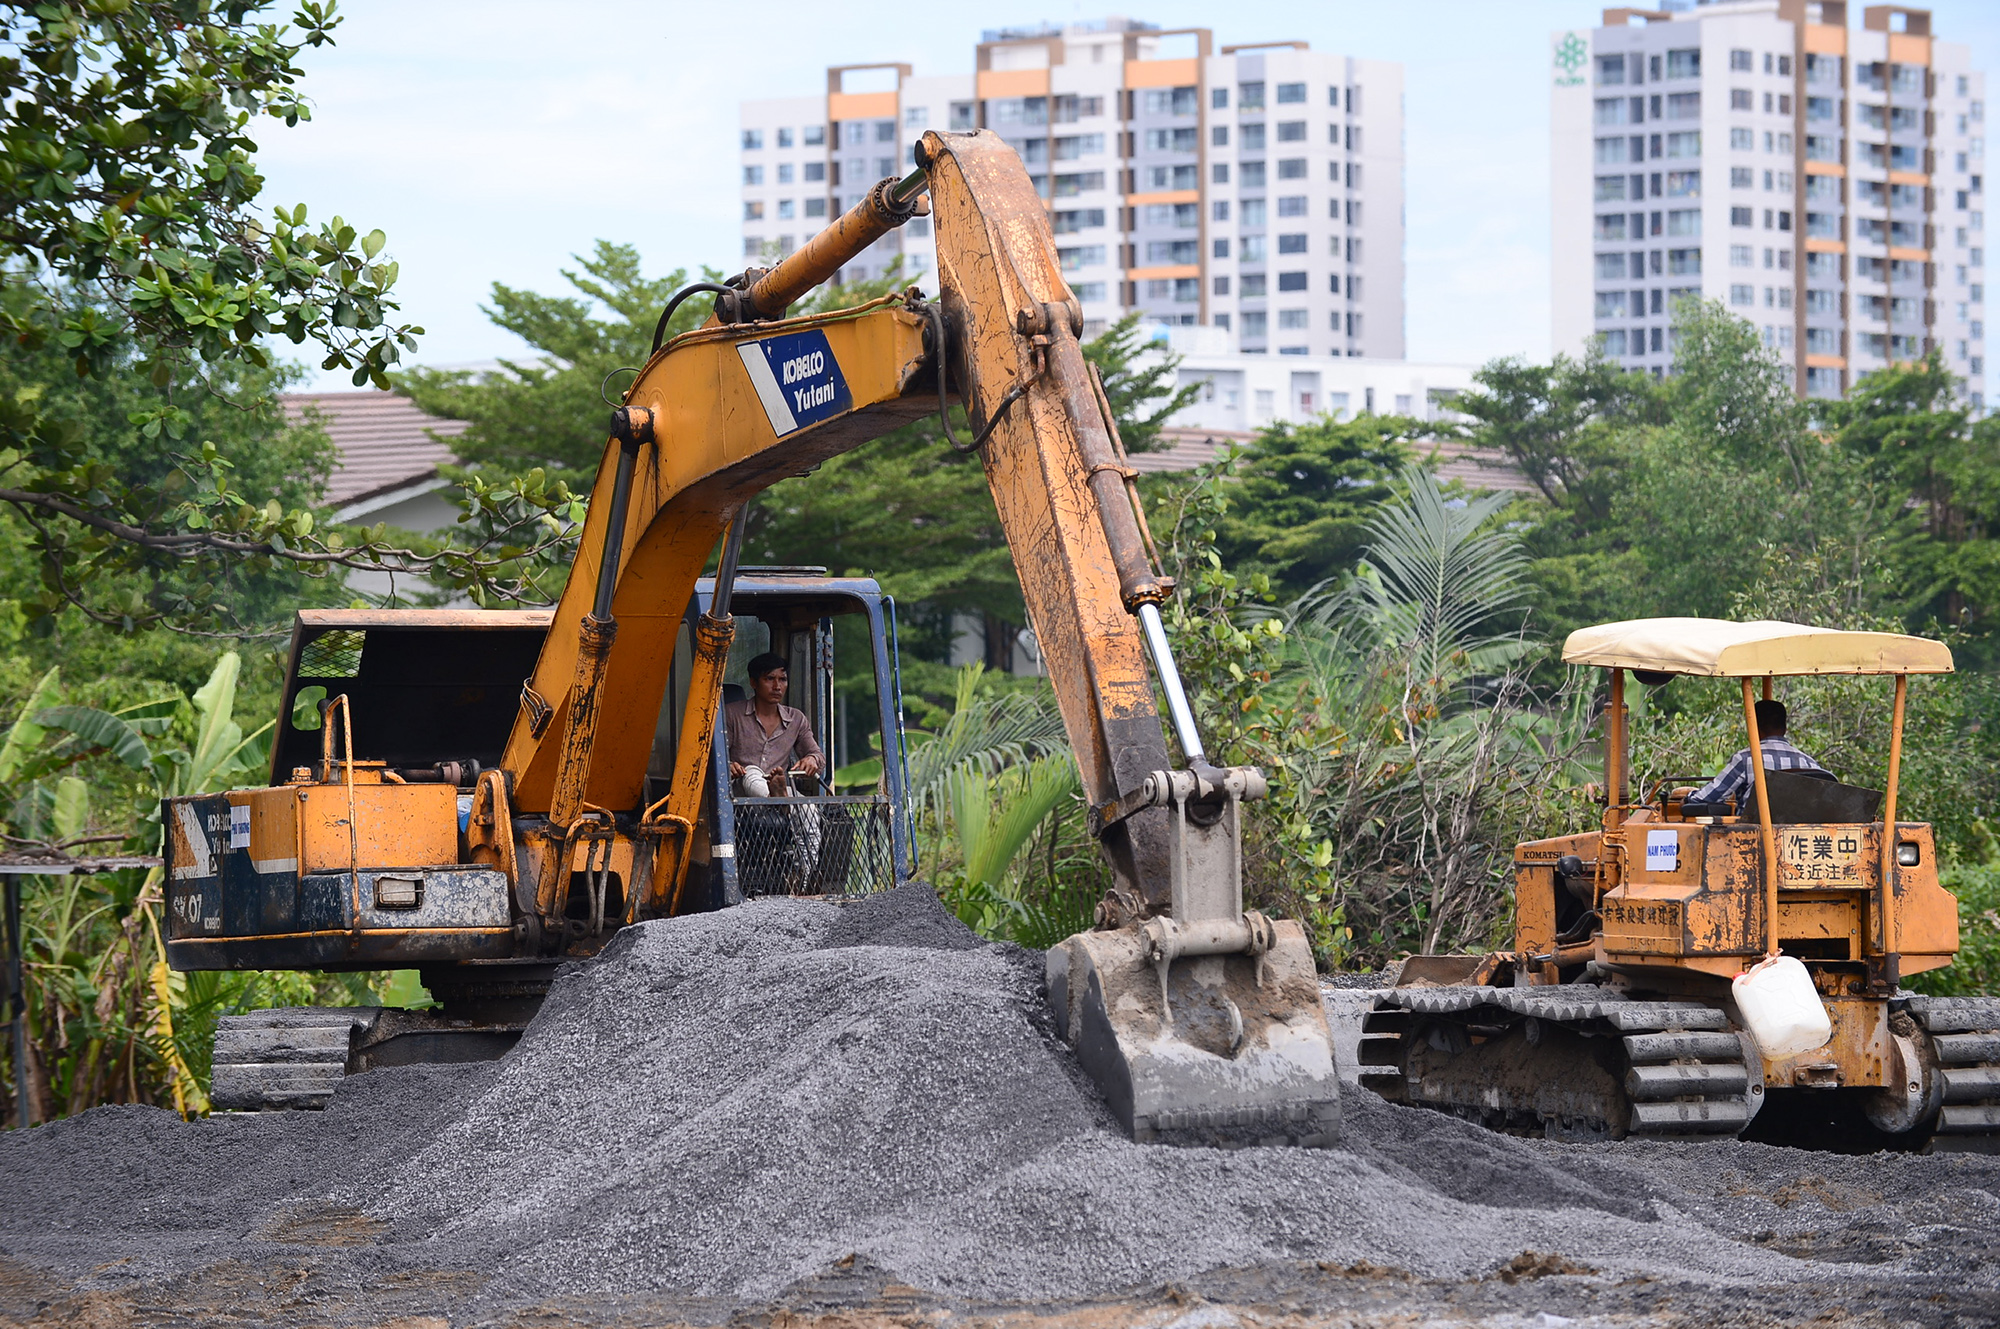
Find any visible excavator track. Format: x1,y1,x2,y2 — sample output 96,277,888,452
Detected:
213,1004,533,1111
1357,985,1758,1142
1898,995,2000,1151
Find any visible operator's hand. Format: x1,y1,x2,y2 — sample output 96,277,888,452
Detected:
728,761,745,778
794,753,823,777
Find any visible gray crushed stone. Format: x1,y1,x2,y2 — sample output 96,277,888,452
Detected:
3,882,1999,1321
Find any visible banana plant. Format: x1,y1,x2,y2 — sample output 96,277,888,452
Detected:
1,653,273,1125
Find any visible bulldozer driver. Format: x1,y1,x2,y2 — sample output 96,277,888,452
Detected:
725,653,825,799
1687,698,1828,811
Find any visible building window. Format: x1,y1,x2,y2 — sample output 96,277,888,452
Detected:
1730,89,1753,111
742,129,763,150
803,124,826,146
1212,163,1230,185
1276,82,1307,104
1596,214,1629,241
1213,238,1231,259
1212,125,1229,148
1241,198,1267,227
1668,248,1701,274
1730,284,1755,306
1599,329,1629,356
1057,244,1107,271
1596,136,1632,165
1729,49,1752,72
1175,278,1199,302
1278,308,1309,329
1241,273,1268,297
1143,86,1199,116
1052,208,1106,232
1667,170,1700,198
1731,207,1754,228
802,162,826,183
1666,209,1700,237
1665,132,1700,158
1241,310,1268,338
804,198,827,218
1146,240,1199,264
1277,233,1308,254
1071,282,1106,302
743,201,764,220
1598,54,1627,86
1596,253,1627,279
1278,195,1308,217
1278,271,1308,291
1213,276,1230,296
1144,127,1199,152
1277,158,1307,180
1666,49,1700,79
743,165,764,185
1239,81,1265,110
1240,122,1266,151
1053,172,1106,197
1241,236,1267,263
1212,87,1229,109
1277,120,1307,142
777,199,794,219
1240,162,1266,188
1596,291,1628,319
1730,128,1754,152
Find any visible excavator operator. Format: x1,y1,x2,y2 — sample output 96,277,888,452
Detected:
725,653,824,797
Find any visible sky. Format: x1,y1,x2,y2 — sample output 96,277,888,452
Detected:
256,0,2000,388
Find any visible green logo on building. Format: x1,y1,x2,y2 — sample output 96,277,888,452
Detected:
1554,32,1588,87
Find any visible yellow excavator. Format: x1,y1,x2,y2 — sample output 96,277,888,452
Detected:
1359,618,1999,1152
163,131,1341,1144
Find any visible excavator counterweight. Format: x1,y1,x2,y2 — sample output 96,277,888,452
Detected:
162,130,1340,1143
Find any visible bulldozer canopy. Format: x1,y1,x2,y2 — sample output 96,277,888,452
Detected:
1561,618,1953,678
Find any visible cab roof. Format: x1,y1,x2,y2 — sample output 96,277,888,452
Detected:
1561,617,1953,678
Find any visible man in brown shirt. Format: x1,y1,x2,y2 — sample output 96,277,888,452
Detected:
724,652,824,796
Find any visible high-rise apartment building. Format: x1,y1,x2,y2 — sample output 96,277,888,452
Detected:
739,19,1405,357
1552,2,1985,405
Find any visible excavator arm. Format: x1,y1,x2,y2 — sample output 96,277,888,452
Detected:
502,130,1341,1144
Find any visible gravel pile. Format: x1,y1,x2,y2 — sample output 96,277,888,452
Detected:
4,883,2000,1323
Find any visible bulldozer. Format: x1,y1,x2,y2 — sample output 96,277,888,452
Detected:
162,130,1342,1144
1358,617,2000,1152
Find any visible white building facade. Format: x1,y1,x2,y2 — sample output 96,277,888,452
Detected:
1552,1,1985,404
738,19,1406,358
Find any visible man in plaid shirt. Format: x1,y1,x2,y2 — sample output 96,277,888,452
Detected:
1688,698,1826,809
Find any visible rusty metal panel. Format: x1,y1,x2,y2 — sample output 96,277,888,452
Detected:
297,783,458,873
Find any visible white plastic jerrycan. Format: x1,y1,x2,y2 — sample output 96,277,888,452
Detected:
1733,954,1833,1059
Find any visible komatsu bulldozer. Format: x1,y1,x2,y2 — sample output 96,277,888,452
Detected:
163,131,1341,1144
1359,617,1999,1152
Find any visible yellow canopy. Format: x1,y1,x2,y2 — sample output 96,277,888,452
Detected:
1561,617,1953,678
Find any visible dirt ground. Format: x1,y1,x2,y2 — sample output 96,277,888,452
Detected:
3,891,1997,1329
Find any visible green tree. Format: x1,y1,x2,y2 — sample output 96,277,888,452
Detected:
398,242,720,490
1211,413,1420,602
1825,352,2000,651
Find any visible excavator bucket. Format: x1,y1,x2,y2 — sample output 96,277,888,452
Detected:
1048,921,1340,1145
1044,769,1341,1147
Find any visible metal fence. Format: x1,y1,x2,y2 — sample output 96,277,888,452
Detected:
731,795,897,897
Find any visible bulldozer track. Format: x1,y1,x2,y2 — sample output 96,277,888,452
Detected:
1898,995,2000,1147
1357,986,1757,1143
